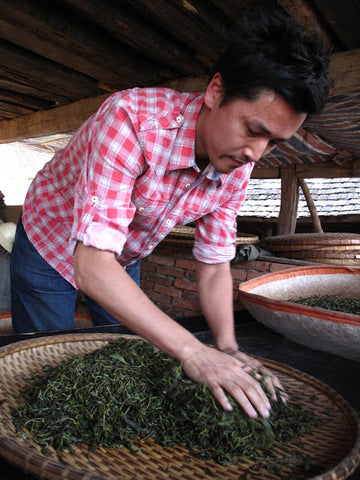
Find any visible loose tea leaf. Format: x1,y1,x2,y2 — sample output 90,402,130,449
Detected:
12,338,316,465
289,294,360,315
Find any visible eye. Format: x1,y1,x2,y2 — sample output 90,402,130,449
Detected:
247,126,258,137
266,140,279,153
269,138,283,148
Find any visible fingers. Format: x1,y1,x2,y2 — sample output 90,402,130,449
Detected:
260,367,289,403
232,351,288,404
208,370,271,418
181,347,287,418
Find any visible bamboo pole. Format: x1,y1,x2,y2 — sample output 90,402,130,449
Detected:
298,178,324,233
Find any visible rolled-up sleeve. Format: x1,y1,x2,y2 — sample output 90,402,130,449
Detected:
192,163,253,264
70,94,145,256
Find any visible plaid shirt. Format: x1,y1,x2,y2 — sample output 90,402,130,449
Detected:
22,88,253,287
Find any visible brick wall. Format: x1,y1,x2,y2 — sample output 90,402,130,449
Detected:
140,242,294,318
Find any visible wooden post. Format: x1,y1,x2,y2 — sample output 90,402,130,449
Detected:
298,178,324,233
277,165,299,235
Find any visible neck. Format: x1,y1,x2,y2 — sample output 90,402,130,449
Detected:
195,157,209,172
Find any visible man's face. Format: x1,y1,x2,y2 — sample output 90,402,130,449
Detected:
196,74,306,173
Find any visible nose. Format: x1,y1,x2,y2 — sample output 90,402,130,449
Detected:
242,138,273,163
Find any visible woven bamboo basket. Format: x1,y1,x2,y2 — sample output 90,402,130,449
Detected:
0,333,359,480
239,266,360,360
0,312,92,335
265,233,360,267
163,225,259,246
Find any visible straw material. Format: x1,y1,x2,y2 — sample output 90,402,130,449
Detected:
0,333,359,480
265,233,360,267
163,225,259,246
238,266,360,361
0,312,92,335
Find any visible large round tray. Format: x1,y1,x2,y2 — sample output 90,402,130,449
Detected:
238,266,360,361
0,333,359,480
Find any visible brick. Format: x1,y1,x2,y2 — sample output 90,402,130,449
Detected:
175,258,197,270
154,244,173,254
238,260,270,271
154,284,182,298
174,277,197,291
246,271,268,281
146,254,174,267
157,265,184,278
140,280,153,290
172,297,201,312
161,305,187,318
269,263,294,272
182,290,199,301
145,273,173,286
173,248,193,259
146,290,166,304
231,268,247,281
140,261,156,272
184,270,197,281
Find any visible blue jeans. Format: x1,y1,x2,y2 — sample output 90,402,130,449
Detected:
10,217,140,333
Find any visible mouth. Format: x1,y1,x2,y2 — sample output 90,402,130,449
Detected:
228,156,246,167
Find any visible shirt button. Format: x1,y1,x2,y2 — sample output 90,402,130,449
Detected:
185,183,191,189
176,116,182,123
147,245,154,250
166,219,172,226
91,196,98,205
138,207,145,212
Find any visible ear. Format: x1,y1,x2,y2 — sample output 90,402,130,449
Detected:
204,73,224,109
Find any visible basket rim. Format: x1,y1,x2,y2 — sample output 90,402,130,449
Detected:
239,265,360,325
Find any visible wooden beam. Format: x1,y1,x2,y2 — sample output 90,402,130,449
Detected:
310,0,360,50
64,0,207,76
277,0,335,52
0,94,110,143
329,48,360,94
0,47,359,144
277,166,299,235
0,77,206,144
0,0,170,89
252,158,360,179
125,0,229,67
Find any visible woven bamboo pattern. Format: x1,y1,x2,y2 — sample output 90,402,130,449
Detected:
238,266,360,361
265,233,360,267
163,225,259,246
0,333,359,480
0,312,92,335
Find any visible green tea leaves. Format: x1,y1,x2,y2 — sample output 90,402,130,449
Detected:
12,338,316,465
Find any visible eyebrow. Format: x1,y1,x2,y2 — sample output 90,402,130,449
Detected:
250,120,288,144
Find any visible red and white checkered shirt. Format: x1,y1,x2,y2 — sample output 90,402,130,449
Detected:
22,88,253,287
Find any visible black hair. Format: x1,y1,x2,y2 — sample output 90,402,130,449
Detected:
212,9,330,115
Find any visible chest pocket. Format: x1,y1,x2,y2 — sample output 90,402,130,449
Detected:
131,167,169,218
178,183,223,224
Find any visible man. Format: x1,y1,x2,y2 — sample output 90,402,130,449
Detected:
11,10,329,418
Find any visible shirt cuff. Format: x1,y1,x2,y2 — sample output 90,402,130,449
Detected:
192,241,236,264
70,223,126,257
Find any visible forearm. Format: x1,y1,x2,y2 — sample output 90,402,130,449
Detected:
196,260,238,353
73,243,204,362
74,244,274,417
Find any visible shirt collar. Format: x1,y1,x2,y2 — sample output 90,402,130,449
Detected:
166,93,204,171
201,164,223,188
169,94,224,187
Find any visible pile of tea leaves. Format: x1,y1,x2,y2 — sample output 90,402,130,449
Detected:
289,294,360,316
12,338,316,465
